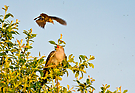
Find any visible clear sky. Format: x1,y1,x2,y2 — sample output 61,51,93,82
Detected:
1,0,135,92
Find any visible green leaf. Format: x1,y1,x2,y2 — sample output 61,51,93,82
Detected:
27,46,33,49
9,66,14,69
88,63,94,68
63,87,68,92
79,55,85,60
106,85,110,89
79,57,82,63
68,54,74,62
58,76,62,81
4,13,14,19
0,52,6,56
75,71,79,77
23,30,28,35
29,40,34,42
81,72,83,78
123,90,128,93
39,70,44,77
3,23,8,27
31,34,37,38
0,18,4,23
61,45,65,47
101,87,106,91
68,54,73,59
66,71,69,77
49,40,56,45
0,15,3,17
76,80,80,84
68,58,74,62
86,79,90,84
39,52,41,57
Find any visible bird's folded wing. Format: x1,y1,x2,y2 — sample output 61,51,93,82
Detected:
50,16,67,25
45,51,55,67
36,19,46,28
43,51,55,77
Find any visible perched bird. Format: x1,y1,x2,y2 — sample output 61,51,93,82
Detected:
34,13,67,28
42,45,66,83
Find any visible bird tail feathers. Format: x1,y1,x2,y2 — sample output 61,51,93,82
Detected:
50,16,67,25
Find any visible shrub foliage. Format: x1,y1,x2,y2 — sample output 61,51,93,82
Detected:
0,5,128,93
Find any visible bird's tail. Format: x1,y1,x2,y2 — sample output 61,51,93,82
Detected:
41,68,48,85
49,16,67,25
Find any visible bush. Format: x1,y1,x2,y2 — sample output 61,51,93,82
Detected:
0,5,127,93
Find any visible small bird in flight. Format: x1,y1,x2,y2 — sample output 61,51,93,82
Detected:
34,13,67,28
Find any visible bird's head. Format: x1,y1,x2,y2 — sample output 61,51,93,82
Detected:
56,45,60,49
40,13,54,24
40,13,48,17
55,45,64,50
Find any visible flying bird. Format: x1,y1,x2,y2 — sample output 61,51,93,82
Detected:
42,45,66,83
34,13,67,28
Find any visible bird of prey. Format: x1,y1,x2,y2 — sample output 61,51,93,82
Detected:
34,13,67,28
42,45,66,83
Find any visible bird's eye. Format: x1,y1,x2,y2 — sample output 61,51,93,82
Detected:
39,16,42,19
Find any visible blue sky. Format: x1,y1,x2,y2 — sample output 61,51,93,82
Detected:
1,0,135,92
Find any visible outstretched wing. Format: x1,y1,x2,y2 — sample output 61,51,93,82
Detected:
50,16,67,25
35,19,46,28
